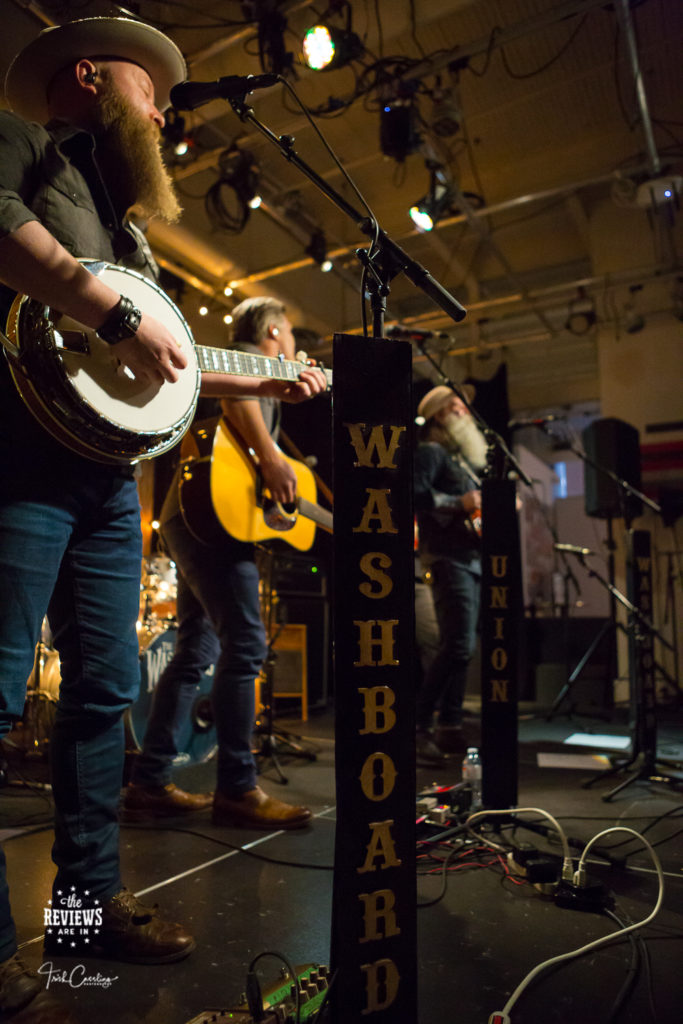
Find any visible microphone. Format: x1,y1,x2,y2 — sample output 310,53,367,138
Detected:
554,543,594,556
386,325,449,342
507,415,564,429
170,74,280,111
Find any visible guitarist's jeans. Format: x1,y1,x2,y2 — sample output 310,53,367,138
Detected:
416,557,481,731
0,470,142,962
130,512,266,796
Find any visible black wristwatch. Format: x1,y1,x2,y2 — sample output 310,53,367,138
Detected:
96,295,142,345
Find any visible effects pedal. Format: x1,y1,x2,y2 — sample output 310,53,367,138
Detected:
185,963,329,1024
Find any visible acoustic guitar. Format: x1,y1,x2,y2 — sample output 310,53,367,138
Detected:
0,260,332,465
178,418,333,551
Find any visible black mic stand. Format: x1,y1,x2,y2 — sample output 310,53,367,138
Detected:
226,95,467,338
565,542,682,799
252,547,317,785
546,433,675,719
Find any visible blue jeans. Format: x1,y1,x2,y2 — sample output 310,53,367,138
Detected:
416,557,481,730
0,468,142,962
130,513,266,796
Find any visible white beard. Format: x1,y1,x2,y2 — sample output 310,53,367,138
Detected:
443,413,489,470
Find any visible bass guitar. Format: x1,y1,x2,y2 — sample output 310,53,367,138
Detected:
0,260,332,465
178,417,333,551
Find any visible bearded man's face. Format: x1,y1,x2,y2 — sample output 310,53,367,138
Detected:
93,61,181,224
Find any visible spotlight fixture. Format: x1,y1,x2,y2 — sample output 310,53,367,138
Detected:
306,230,333,272
161,109,192,159
564,287,596,335
409,163,455,232
302,2,363,72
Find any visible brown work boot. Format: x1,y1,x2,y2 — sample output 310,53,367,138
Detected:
212,786,312,830
0,953,77,1021
121,782,213,821
44,889,195,965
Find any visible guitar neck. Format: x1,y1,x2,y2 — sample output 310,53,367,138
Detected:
196,346,332,388
298,496,333,534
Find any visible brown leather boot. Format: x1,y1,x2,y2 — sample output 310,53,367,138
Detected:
212,786,312,830
0,953,77,1022
121,782,213,821
44,889,195,965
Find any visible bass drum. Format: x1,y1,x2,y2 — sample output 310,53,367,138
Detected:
127,627,217,765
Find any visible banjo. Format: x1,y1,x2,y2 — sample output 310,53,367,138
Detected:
0,261,331,466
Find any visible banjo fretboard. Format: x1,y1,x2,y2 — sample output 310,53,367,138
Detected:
196,346,332,388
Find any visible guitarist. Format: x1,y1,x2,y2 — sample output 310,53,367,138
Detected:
123,296,317,830
0,18,326,1020
413,385,488,763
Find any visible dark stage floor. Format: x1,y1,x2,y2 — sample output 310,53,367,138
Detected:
2,700,682,1024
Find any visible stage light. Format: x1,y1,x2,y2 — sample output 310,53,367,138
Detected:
223,285,234,297
161,110,192,159
223,313,233,325
302,23,362,71
409,182,454,232
199,305,209,316
306,230,333,272
302,1,363,72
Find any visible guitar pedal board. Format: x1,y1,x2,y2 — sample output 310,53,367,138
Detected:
184,963,330,1024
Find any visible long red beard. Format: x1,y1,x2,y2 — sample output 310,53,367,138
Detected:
94,83,182,224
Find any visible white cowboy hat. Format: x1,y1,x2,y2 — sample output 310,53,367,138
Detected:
417,383,476,421
5,17,186,122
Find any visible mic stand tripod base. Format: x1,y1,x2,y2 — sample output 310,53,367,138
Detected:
582,750,683,802
253,656,317,786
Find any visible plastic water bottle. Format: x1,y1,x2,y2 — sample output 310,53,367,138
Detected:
462,747,483,809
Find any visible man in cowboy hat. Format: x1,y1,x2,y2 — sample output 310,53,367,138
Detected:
413,384,488,763
0,16,325,1021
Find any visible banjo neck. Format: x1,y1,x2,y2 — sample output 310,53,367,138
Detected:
196,345,333,390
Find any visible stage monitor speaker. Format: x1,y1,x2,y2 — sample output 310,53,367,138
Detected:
583,417,642,520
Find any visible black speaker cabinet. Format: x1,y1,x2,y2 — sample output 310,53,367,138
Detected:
583,418,642,520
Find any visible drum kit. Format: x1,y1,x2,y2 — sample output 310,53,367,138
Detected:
9,556,217,765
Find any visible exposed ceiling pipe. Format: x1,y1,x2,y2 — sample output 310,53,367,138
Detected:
614,0,661,178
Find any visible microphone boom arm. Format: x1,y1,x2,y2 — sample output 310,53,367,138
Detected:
226,95,467,332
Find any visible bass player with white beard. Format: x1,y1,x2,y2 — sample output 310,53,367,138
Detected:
413,385,489,763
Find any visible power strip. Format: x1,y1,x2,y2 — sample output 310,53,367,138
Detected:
185,963,330,1024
